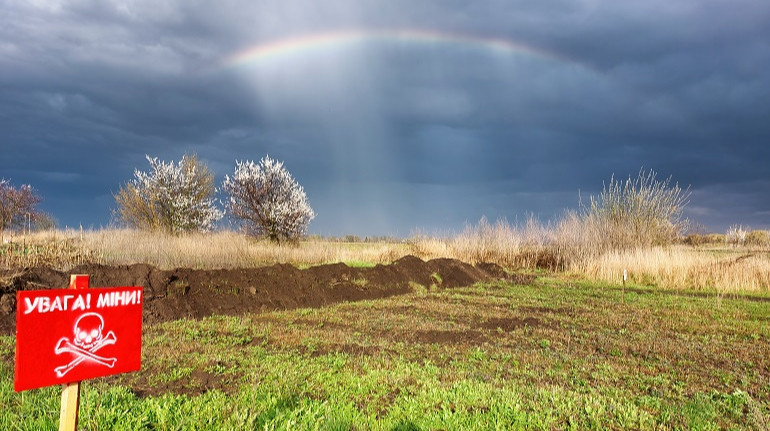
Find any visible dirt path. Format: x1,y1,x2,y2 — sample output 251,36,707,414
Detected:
0,256,527,334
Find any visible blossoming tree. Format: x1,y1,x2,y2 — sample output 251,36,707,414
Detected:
222,156,315,242
115,155,223,233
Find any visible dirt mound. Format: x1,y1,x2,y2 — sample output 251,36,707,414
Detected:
0,256,519,334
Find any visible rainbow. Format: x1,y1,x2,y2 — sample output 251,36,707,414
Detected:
222,28,583,70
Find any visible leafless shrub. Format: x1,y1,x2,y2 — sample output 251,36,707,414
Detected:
683,234,706,247
410,170,692,271
222,156,315,243
745,230,769,248
34,212,57,231
582,169,690,250
0,179,41,238
703,233,726,244
545,170,691,268
114,155,223,234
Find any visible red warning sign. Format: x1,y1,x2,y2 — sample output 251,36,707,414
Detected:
14,286,143,392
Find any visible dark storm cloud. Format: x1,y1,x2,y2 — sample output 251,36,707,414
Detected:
1,0,769,235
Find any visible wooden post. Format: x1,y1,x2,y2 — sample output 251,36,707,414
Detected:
59,274,89,431
59,383,80,431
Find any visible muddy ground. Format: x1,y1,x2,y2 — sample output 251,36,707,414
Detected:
0,256,531,334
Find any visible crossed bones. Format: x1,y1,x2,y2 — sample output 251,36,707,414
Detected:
54,331,118,377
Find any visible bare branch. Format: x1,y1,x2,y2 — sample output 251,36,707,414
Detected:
0,179,42,234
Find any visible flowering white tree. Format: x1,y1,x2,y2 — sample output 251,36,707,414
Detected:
115,155,223,233
223,156,315,242
725,224,748,246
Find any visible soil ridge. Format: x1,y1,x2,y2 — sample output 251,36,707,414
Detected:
0,256,527,334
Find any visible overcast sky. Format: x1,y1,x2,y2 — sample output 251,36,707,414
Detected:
2,0,769,236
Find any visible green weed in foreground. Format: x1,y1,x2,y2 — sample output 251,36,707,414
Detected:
1,278,769,430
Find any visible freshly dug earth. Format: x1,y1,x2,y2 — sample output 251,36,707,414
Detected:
0,256,529,334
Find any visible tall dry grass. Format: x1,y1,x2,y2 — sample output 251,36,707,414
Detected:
409,216,562,269
577,246,770,293
409,216,770,293
4,225,769,293
0,233,95,269
410,213,623,270
2,229,411,270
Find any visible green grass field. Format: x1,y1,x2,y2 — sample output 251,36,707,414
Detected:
2,277,768,430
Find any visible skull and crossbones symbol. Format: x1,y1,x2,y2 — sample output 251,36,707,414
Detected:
54,312,118,378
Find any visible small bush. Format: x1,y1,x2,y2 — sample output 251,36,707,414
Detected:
0,179,41,236
683,233,726,247
32,212,58,231
683,234,706,247
704,233,726,244
745,230,770,247
581,169,690,250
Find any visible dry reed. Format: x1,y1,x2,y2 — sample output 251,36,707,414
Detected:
575,246,770,293
4,226,769,293
2,229,411,270
409,217,561,269
409,217,770,293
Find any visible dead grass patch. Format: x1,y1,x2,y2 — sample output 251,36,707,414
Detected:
577,246,770,292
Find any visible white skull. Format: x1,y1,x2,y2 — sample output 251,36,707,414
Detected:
73,313,104,350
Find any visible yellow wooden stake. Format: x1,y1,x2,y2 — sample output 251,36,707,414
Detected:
59,382,80,431
59,274,89,431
